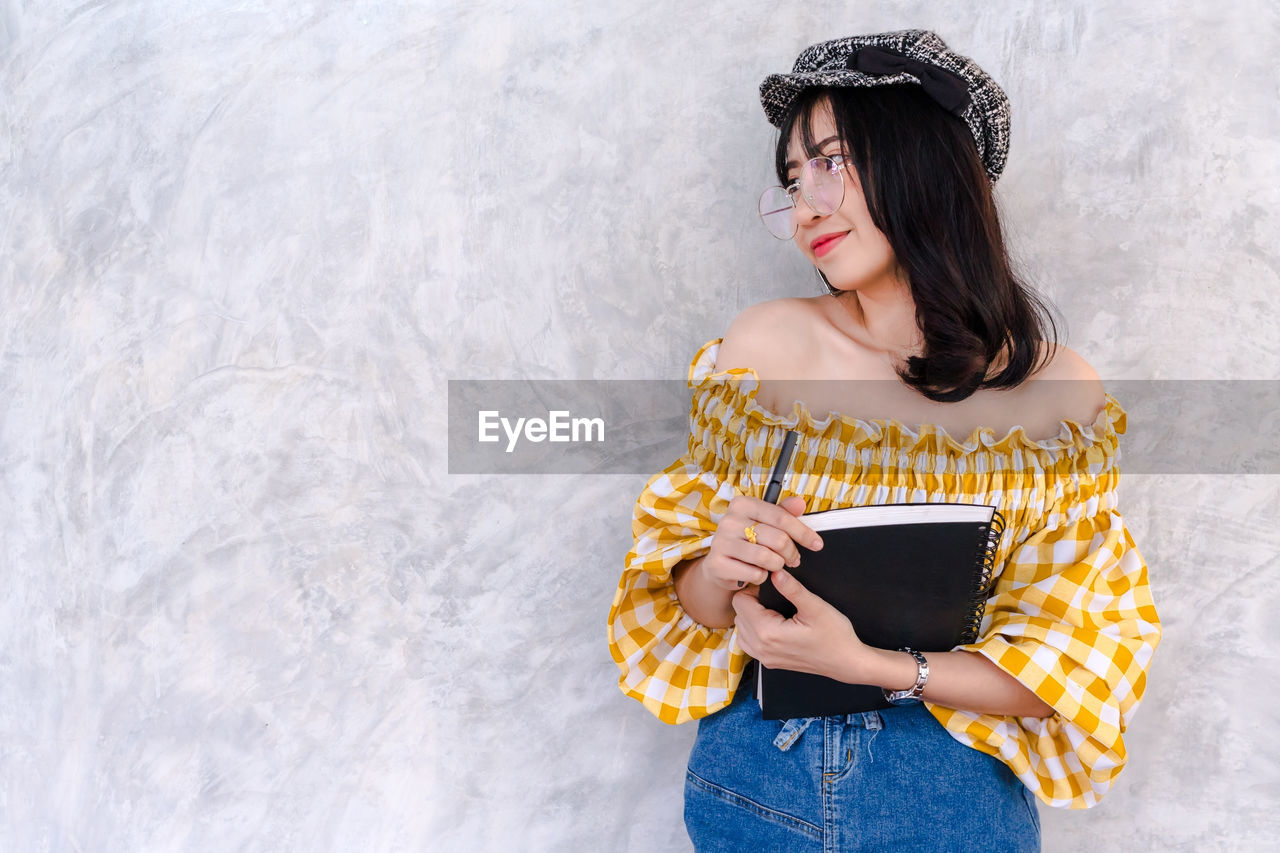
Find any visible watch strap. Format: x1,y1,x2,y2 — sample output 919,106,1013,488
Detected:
883,647,930,705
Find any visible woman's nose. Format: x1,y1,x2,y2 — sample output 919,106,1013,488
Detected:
794,192,826,222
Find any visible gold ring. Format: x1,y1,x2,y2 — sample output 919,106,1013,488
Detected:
743,524,758,544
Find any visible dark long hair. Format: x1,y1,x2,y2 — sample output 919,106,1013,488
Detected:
774,85,1060,402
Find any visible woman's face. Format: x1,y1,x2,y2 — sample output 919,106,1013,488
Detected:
784,99,901,293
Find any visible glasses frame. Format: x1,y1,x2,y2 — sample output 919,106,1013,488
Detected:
758,154,852,240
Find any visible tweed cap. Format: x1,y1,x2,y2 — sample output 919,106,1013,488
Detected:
760,29,1011,182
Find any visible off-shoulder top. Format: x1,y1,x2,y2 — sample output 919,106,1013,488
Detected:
607,337,1162,809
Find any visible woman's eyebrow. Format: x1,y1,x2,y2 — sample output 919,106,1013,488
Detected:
785,136,841,169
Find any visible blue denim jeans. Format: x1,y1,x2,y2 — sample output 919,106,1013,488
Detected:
684,673,1041,852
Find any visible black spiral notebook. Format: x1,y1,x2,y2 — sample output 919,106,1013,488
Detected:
754,501,1004,720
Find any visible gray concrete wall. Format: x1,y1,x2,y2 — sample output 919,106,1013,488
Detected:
2,1,1276,850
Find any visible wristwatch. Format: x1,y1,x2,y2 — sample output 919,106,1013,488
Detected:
883,647,930,705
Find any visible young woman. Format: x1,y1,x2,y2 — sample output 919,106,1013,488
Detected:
607,30,1160,852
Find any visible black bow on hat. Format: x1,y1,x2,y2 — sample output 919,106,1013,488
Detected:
844,45,972,116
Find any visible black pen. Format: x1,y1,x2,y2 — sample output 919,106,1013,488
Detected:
763,429,799,504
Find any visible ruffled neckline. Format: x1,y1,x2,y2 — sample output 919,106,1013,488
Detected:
685,337,1126,458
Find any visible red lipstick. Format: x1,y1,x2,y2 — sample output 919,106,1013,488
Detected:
811,231,849,257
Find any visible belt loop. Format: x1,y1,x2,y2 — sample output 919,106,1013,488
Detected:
773,716,818,751
863,711,883,763
840,710,884,730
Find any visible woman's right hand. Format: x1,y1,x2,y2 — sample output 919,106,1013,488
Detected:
702,495,824,590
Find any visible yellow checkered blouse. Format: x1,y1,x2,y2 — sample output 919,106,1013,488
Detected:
607,337,1161,810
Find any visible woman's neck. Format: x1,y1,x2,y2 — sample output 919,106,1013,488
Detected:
829,283,923,362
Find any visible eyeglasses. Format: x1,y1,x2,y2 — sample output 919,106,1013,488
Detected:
758,155,851,240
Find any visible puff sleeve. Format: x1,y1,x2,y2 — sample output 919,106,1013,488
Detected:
606,442,750,725
926,489,1163,809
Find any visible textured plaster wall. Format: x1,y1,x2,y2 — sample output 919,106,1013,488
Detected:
1,1,1277,851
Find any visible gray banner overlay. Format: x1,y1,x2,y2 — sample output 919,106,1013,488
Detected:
447,379,1280,475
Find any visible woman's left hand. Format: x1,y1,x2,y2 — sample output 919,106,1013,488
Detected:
731,569,869,682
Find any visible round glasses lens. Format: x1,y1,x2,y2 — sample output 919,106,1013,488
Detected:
800,157,844,216
758,186,796,239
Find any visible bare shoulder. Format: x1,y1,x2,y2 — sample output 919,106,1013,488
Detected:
712,297,823,378
1029,342,1107,424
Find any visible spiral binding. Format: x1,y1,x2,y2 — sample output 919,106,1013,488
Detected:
961,509,1005,645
